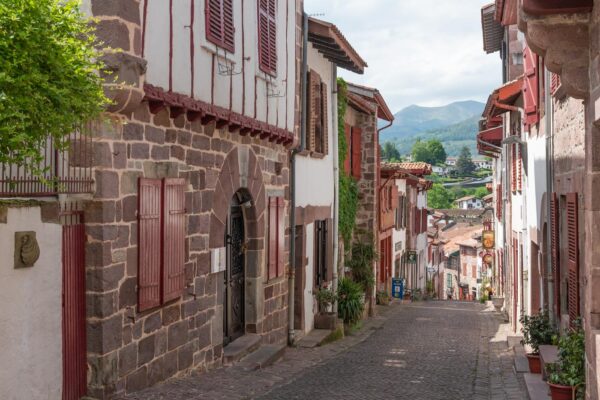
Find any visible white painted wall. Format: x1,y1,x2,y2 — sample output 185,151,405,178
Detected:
303,222,315,333
0,207,62,400
142,0,296,132
295,44,335,209
392,178,407,270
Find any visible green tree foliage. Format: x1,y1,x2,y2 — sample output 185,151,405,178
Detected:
411,139,447,165
0,0,107,172
337,78,358,244
428,184,454,209
456,146,476,176
381,142,401,162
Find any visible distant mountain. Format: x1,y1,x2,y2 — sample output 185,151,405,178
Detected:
380,100,485,158
382,100,485,141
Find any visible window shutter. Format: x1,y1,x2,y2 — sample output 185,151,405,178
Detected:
206,0,235,52
321,82,329,155
268,197,278,280
550,193,561,319
307,70,320,152
344,124,351,174
163,178,186,303
511,144,517,192
277,197,285,277
138,178,162,311
313,78,323,153
391,186,399,210
258,0,277,74
566,193,580,326
414,206,420,234
351,127,362,179
518,146,523,191
523,45,540,128
496,184,502,219
421,208,428,234
325,219,333,282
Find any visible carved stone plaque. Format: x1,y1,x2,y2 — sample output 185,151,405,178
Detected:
14,231,40,269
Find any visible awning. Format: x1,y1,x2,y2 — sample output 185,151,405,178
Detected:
308,18,368,74
481,3,503,54
347,82,395,122
482,77,523,120
495,0,517,26
522,0,592,16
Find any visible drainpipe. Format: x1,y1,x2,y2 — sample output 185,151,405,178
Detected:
288,11,308,346
332,64,339,318
544,68,555,322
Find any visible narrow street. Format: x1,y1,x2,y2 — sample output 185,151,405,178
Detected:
121,302,526,400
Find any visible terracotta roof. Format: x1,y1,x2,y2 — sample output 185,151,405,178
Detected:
483,77,523,120
456,195,476,202
381,162,432,176
442,223,483,255
347,92,376,115
457,238,480,248
346,82,394,122
481,3,504,54
308,18,367,74
495,0,517,25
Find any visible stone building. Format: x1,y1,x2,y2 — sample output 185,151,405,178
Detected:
1,0,301,398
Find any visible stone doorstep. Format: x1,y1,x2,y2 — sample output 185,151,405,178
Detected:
295,329,332,348
524,373,551,400
515,353,531,373
507,335,524,349
236,344,286,371
223,333,262,365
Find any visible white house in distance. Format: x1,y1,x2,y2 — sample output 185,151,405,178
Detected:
293,17,367,334
473,158,493,170
456,195,484,210
432,165,448,175
445,157,457,166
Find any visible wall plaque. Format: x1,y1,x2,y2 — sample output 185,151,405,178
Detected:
14,231,40,269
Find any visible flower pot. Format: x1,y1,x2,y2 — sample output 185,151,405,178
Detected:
526,353,542,373
548,383,575,400
314,312,337,330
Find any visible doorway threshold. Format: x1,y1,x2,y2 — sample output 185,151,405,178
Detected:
223,333,262,365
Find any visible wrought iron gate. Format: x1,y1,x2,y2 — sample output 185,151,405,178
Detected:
224,201,245,345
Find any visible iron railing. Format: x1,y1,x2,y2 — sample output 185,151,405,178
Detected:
0,130,93,197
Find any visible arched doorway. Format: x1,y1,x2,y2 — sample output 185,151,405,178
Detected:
224,190,251,345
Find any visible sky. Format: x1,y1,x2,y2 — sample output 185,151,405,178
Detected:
303,0,503,114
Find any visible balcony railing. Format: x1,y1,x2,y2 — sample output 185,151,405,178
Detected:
0,130,93,197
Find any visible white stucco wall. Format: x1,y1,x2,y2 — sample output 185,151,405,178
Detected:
143,0,297,132
0,206,62,400
303,223,315,333
392,179,407,270
295,44,335,209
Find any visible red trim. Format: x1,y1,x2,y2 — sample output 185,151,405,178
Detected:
190,0,195,98
241,0,246,115
285,0,289,130
144,84,294,145
523,0,592,15
211,54,215,104
169,0,173,92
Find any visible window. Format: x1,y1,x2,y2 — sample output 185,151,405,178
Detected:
350,127,361,178
206,0,235,52
307,70,329,156
446,273,452,289
258,0,277,74
138,178,186,312
314,220,328,287
566,193,580,327
268,196,285,280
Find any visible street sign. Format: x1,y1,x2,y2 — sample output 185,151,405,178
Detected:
427,267,436,273
392,278,404,299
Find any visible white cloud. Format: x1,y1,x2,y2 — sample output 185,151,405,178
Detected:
304,0,502,112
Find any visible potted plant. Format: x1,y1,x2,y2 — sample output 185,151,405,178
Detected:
314,286,337,330
376,290,390,306
547,321,585,400
520,310,556,373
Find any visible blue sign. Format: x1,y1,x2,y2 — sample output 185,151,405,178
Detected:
392,278,404,299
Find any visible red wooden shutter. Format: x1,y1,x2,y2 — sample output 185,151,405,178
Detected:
421,208,428,234
163,178,186,302
307,70,321,152
391,185,399,210
138,178,162,311
523,45,540,128
496,184,502,219
351,127,362,179
258,0,277,74
268,196,278,280
321,82,329,155
550,193,561,320
344,124,351,174
566,193,580,326
414,206,420,234
277,197,285,277
511,144,517,192
206,0,235,52
518,146,523,191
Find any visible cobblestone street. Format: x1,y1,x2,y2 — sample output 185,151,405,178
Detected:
121,301,526,400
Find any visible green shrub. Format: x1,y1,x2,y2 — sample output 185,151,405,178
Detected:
520,310,556,354
346,235,377,293
376,290,390,305
0,0,107,174
337,277,364,325
315,287,337,312
548,320,585,395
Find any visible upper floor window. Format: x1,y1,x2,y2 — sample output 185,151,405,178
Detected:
206,0,235,52
258,0,277,74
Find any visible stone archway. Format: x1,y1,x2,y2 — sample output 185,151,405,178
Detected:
209,146,266,335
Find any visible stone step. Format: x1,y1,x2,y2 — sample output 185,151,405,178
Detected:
223,334,262,365
515,354,530,373
524,373,551,400
507,335,523,349
296,329,332,348
237,344,286,371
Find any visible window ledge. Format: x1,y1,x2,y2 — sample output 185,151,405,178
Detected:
200,44,237,66
310,152,326,160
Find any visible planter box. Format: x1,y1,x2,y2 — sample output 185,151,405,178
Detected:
314,313,337,330
548,382,575,400
526,353,541,374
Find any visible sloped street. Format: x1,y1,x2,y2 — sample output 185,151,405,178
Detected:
121,302,526,400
